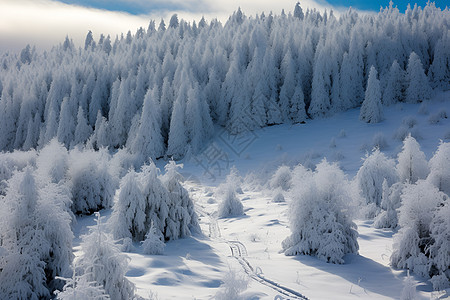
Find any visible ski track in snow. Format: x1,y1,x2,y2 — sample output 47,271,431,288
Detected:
196,203,309,300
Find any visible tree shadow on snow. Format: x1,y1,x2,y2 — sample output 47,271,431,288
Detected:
292,253,406,299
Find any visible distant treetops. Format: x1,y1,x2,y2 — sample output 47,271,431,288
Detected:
0,2,448,159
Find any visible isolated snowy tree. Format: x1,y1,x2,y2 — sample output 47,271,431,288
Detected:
356,148,398,216
142,221,165,255
282,160,358,264
427,141,450,195
391,180,446,278
110,169,146,241
77,213,135,300
397,134,429,184
405,52,431,103
360,66,383,123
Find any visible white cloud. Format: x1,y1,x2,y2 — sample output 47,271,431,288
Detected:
0,0,338,52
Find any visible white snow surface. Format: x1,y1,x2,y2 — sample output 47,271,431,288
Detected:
74,91,450,299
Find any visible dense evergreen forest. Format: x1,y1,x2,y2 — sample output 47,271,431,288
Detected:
0,2,448,162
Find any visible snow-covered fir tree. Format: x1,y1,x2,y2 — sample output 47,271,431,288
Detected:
391,180,446,281
0,3,447,159
142,221,165,255
76,213,136,300
110,169,146,241
360,66,383,124
406,52,432,103
427,141,450,195
356,148,398,217
397,134,429,184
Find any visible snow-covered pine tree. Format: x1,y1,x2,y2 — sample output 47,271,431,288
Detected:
383,60,405,106
142,221,165,255
397,134,429,184
428,31,450,90
360,66,383,123
427,141,450,195
167,80,188,160
71,106,92,148
428,202,450,290
110,169,146,241
282,160,358,264
0,167,74,297
391,180,446,279
161,161,200,239
405,52,432,103
129,87,165,162
77,212,135,300
140,162,169,240
374,180,403,229
0,168,50,299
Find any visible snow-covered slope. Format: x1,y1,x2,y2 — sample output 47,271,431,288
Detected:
94,91,449,299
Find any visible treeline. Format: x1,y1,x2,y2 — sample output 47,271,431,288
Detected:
0,2,448,161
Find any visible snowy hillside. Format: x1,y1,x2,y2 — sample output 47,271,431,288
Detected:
0,2,449,300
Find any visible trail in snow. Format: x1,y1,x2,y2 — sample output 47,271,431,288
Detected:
196,203,309,300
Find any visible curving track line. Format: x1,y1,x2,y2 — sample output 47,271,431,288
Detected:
196,205,309,299
227,241,309,300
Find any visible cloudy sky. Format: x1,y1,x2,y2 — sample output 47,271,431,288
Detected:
0,0,447,52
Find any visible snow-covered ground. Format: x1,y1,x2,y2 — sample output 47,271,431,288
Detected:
74,91,450,299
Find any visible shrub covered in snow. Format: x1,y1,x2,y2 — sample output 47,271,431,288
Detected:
55,269,110,300
282,160,358,264
215,268,248,300
272,187,285,203
36,139,69,184
268,165,292,191
142,222,165,255
68,148,117,214
76,213,136,300
217,178,244,218
356,149,398,217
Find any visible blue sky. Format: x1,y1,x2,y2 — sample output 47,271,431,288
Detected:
325,0,448,12
1,0,448,52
